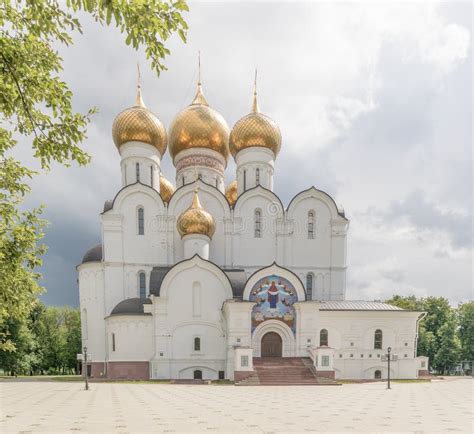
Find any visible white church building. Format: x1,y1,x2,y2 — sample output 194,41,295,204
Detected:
78,72,428,383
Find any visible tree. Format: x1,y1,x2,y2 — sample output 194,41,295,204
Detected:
457,301,474,361
0,0,188,350
433,318,461,374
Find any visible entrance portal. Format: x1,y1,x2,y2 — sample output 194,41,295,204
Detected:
261,332,282,357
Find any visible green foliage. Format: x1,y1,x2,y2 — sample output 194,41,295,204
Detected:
386,295,471,373
0,302,82,375
457,301,474,360
0,0,187,350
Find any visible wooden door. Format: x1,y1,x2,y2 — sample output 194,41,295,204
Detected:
261,332,282,357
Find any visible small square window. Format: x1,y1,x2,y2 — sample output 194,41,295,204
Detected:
159,352,163,357
321,355,330,367
219,371,225,380
339,354,343,358
350,342,354,346
350,354,354,358
236,338,241,343
404,354,408,358
405,342,408,346
421,361,426,368
307,338,311,343
377,354,381,358
361,354,364,358
369,354,372,358
241,355,249,367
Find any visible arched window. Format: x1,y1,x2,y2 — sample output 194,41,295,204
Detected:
374,370,382,379
150,166,154,187
198,173,202,180
194,337,201,352
136,162,140,182
374,329,383,349
193,370,202,379
308,211,315,239
182,176,185,186
137,207,145,235
254,209,262,238
138,272,146,299
320,329,328,346
215,178,218,188
256,168,260,185
112,333,116,351
243,169,247,191
306,273,314,300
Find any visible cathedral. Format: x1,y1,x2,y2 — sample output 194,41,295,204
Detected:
78,69,428,383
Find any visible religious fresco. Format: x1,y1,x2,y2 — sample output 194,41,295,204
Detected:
249,275,298,334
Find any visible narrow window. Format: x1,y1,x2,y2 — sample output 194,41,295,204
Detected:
198,173,202,180
254,209,261,238
321,355,330,367
374,329,383,349
139,272,146,299
112,333,116,351
150,166,154,187
136,162,140,182
320,329,328,346
215,178,218,188
193,370,202,379
241,355,249,367
374,370,382,379
194,337,201,352
308,211,315,239
306,273,313,300
138,207,144,235
256,168,260,185
182,176,185,186
243,170,247,192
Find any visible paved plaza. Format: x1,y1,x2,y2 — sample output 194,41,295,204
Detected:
0,378,472,432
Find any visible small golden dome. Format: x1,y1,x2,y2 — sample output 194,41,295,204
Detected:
177,190,216,239
168,81,230,162
112,85,167,156
225,180,238,207
160,175,175,203
229,75,281,158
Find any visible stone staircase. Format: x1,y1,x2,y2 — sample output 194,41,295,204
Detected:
236,357,340,386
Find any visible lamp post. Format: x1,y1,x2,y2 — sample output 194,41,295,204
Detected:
387,346,392,390
83,346,89,391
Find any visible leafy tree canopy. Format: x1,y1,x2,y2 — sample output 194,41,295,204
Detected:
0,0,188,350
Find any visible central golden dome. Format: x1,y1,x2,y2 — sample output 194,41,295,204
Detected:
168,81,230,162
229,77,281,158
177,190,216,239
112,85,167,156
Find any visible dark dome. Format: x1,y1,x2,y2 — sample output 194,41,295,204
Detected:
110,298,152,316
82,244,102,264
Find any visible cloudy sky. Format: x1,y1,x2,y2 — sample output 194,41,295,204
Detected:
19,1,472,307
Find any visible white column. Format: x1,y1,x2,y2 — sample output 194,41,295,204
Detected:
183,234,210,260
119,142,162,191
235,147,275,195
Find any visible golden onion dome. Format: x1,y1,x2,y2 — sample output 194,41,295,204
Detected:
159,175,175,203
168,79,230,163
177,190,216,239
112,84,167,156
225,180,238,207
229,75,281,158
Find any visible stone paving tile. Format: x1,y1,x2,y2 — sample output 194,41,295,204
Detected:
0,378,472,432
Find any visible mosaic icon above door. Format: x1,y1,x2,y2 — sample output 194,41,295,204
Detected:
249,274,298,334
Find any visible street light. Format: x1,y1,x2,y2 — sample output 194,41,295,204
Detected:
387,346,392,390
83,346,89,391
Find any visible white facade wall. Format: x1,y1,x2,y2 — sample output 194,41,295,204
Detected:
106,315,154,361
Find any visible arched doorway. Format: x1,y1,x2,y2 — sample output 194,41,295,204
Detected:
261,332,282,357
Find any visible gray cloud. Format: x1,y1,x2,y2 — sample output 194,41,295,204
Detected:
13,2,472,306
